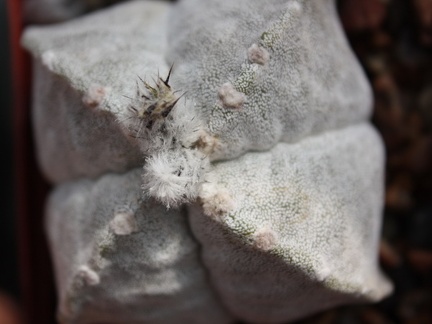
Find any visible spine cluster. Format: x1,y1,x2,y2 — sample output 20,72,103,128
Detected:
118,67,213,208
118,5,300,208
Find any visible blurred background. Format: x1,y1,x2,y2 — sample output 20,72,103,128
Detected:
1,0,21,323
2,0,431,323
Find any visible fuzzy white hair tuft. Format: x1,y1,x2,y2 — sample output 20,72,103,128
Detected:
142,148,210,208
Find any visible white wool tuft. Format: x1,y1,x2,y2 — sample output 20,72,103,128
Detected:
116,79,214,207
253,227,278,251
143,149,210,208
199,182,236,219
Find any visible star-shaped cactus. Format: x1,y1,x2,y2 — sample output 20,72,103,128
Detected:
22,0,392,323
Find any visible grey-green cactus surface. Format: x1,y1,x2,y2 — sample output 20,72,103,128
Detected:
189,123,392,323
47,169,233,324
22,0,393,323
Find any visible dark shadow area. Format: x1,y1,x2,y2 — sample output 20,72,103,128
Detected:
0,0,19,301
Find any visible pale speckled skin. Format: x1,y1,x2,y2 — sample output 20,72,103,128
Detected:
168,0,373,161
22,1,171,183
31,61,143,183
22,0,393,322
46,168,233,324
189,124,392,323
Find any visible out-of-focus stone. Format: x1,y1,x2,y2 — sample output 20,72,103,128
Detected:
340,0,387,32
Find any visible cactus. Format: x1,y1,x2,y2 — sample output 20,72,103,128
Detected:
22,0,392,323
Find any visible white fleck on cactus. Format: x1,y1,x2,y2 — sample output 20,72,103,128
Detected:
22,0,392,322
